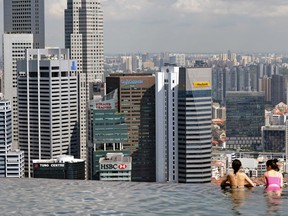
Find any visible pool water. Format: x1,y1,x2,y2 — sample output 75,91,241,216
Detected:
0,179,287,215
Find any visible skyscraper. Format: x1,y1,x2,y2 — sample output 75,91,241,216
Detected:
65,0,104,162
106,74,156,182
271,74,286,106
3,0,45,48
259,76,272,103
0,99,24,178
2,34,33,149
17,48,78,177
3,0,45,149
226,91,265,150
155,65,179,183
212,66,225,104
178,66,212,183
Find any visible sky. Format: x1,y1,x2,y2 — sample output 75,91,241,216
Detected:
1,0,288,54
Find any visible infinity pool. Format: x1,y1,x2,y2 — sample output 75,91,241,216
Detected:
0,179,287,215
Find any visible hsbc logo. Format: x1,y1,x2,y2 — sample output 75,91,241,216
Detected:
100,163,128,170
118,164,127,169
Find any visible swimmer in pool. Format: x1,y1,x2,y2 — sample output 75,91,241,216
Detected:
221,159,255,189
264,159,283,196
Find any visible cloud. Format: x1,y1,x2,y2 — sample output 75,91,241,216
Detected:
46,0,67,18
102,0,154,21
173,0,288,17
102,0,176,21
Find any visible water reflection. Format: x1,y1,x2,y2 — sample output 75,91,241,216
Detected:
223,187,288,216
223,188,254,216
265,190,283,215
0,179,287,215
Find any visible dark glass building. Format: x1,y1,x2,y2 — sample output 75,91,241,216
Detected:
91,90,128,151
262,126,285,152
178,67,212,183
88,89,129,179
33,156,85,180
271,74,285,106
226,91,265,150
106,74,156,182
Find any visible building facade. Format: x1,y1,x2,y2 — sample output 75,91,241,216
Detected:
65,0,104,162
98,153,132,181
226,91,265,150
2,34,33,149
4,0,45,48
92,150,130,180
33,155,85,180
261,126,285,152
271,74,286,106
90,89,128,151
106,74,156,181
178,67,212,183
155,66,179,182
0,99,24,178
88,89,128,179
17,48,78,177
259,76,272,103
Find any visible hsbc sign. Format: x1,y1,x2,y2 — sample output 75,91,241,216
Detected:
100,163,130,171
118,164,127,169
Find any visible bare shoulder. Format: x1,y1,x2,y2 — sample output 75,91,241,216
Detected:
240,172,251,180
227,173,234,178
239,172,247,177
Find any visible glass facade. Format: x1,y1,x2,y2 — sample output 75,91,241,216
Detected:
178,67,212,184
33,162,85,180
90,90,128,151
106,74,156,182
226,91,265,150
93,109,128,148
262,127,285,152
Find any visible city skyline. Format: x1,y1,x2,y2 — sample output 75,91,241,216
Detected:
1,0,288,54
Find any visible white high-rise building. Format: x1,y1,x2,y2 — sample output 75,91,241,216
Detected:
2,34,33,149
3,0,44,149
17,48,78,177
169,54,186,67
156,66,179,183
65,0,104,162
0,99,24,178
156,65,212,184
4,0,45,48
121,56,133,73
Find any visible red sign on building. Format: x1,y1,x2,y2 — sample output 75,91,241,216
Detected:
96,102,112,109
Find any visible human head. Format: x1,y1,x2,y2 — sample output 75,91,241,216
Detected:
232,159,242,174
266,159,279,171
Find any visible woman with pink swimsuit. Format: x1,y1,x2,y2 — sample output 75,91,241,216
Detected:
264,159,283,194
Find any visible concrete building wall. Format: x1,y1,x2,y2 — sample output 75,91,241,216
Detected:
155,66,179,183
4,0,45,48
17,48,78,177
3,34,33,149
65,0,104,163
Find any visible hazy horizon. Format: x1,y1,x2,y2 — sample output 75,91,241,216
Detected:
1,0,288,55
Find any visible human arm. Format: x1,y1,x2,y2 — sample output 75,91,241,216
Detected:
263,172,268,188
221,176,230,189
244,174,255,187
280,172,284,188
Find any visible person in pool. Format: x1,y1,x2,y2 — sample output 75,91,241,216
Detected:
264,159,283,194
221,159,255,189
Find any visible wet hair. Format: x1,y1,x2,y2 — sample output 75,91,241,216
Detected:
266,159,279,171
232,159,242,174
